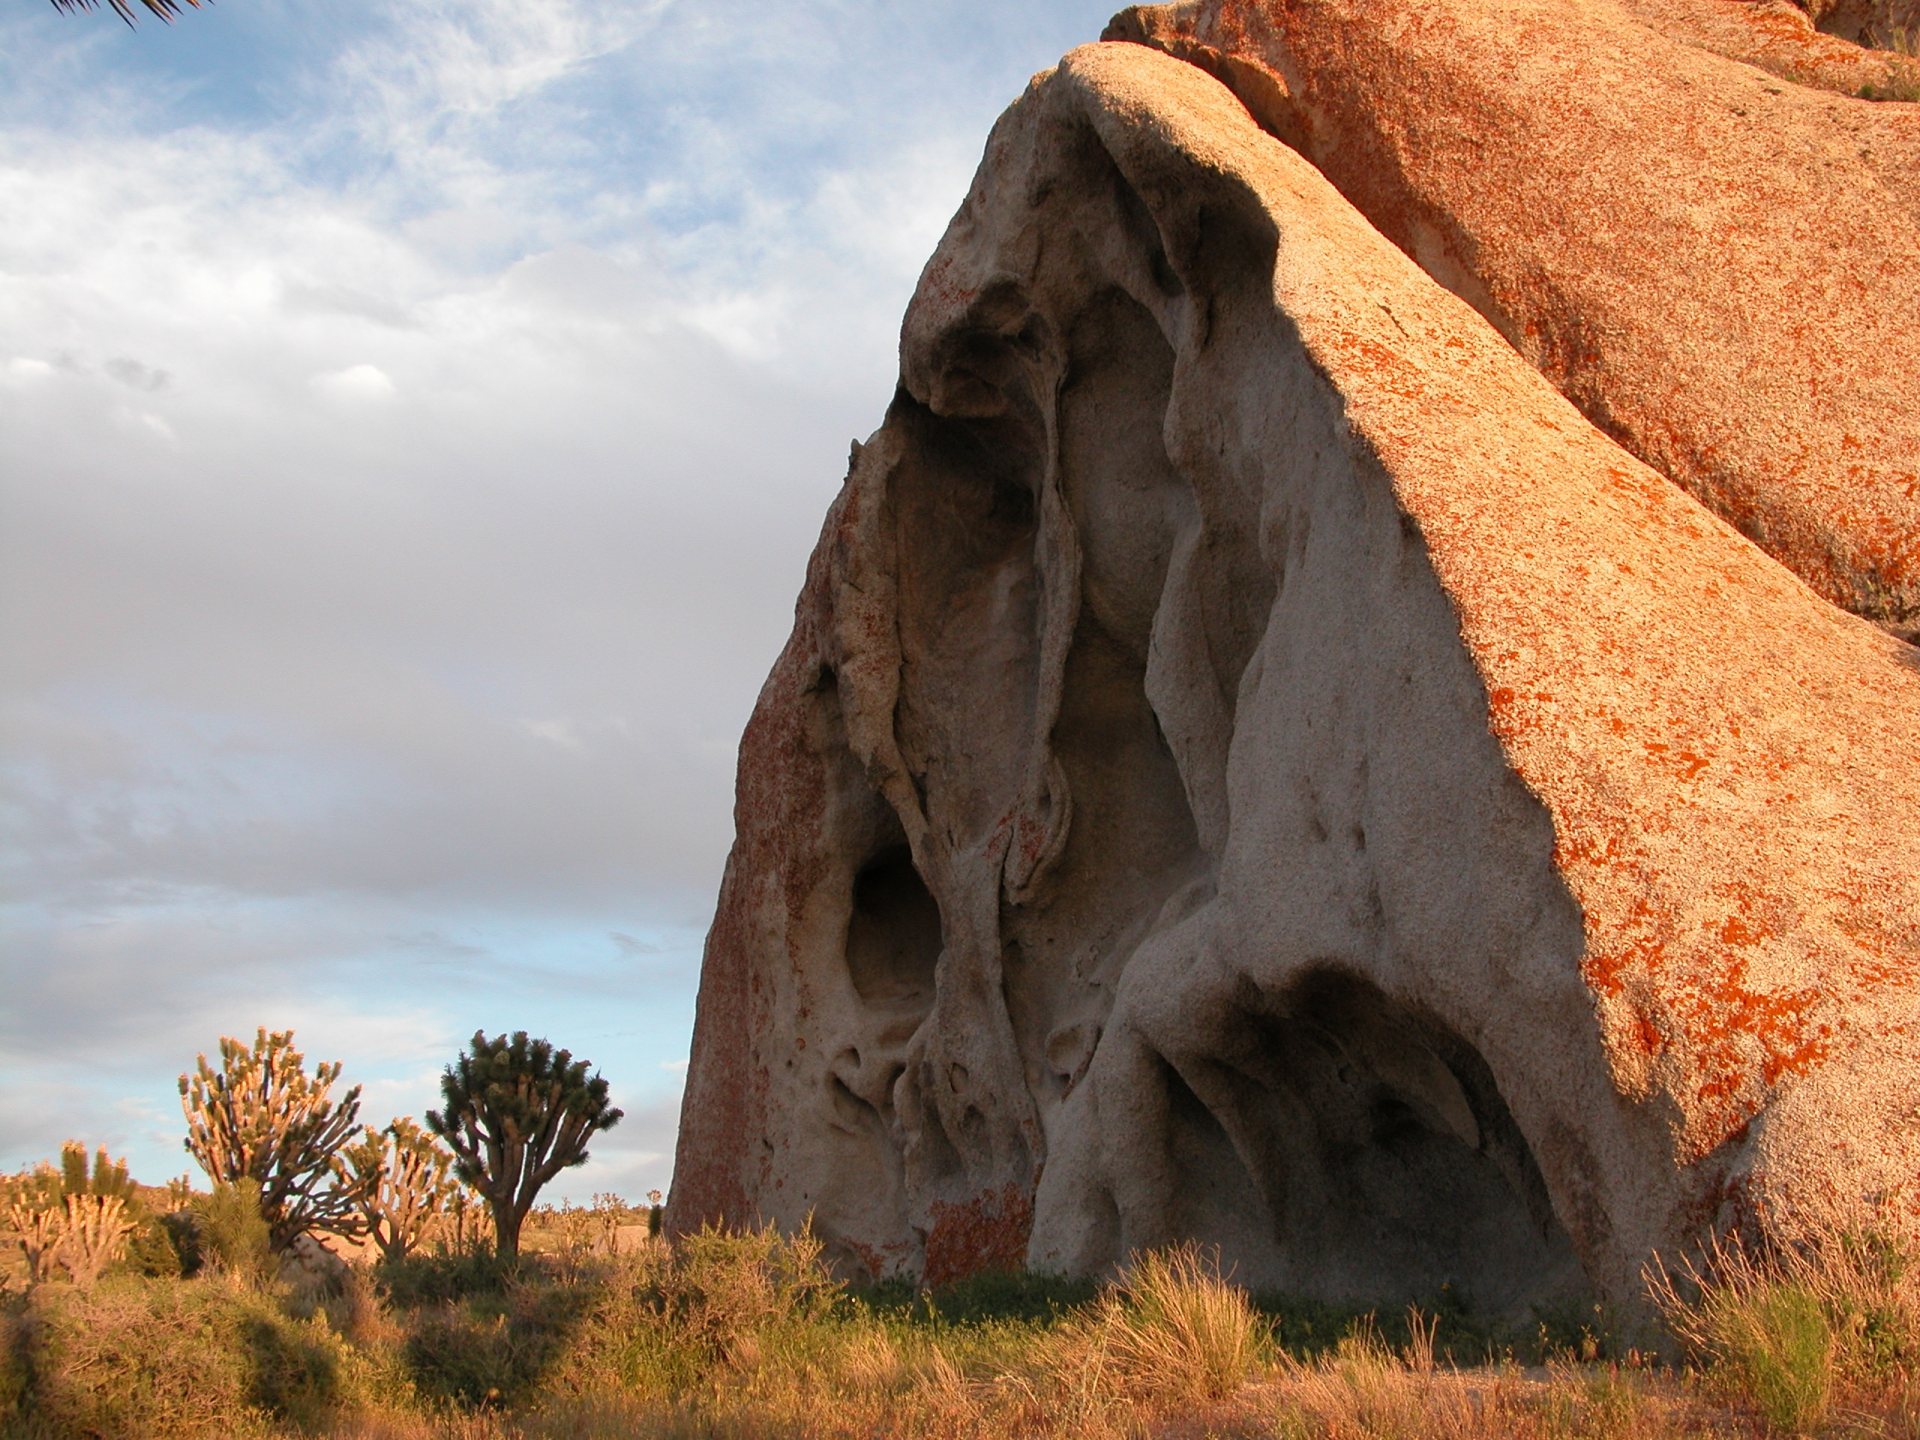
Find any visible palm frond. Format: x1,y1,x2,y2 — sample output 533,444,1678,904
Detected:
50,0,205,27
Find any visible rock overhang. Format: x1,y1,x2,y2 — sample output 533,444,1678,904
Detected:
668,24,1920,1315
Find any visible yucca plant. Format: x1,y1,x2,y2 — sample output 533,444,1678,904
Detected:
340,1117,462,1264
436,1182,496,1256
5,1143,138,1288
180,1028,373,1252
51,1193,135,1288
426,1030,623,1261
7,1202,66,1286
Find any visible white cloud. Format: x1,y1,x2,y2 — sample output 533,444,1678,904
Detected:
0,0,1120,1197
519,717,586,752
311,362,397,402
117,407,178,442
5,357,55,384
328,0,667,139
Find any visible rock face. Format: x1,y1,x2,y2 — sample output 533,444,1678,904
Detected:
1111,0,1920,641
669,29,1920,1312
1794,0,1920,49
1616,0,1920,97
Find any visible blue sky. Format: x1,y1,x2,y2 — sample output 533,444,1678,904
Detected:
0,0,1117,1202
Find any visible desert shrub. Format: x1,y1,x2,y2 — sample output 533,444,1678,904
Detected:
0,1303,27,1432
493,1221,848,1407
658,1220,843,1369
5,1272,365,1438
1731,1284,1834,1433
190,1179,275,1284
376,1247,513,1307
1537,1360,1660,1439
402,1274,590,1408
118,1208,189,1279
1821,1225,1920,1380
1649,1221,1920,1433
531,1251,686,1401
1047,1243,1270,1406
1280,1321,1415,1435
149,1208,203,1276
403,1307,529,1409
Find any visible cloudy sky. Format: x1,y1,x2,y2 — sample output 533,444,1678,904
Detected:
0,0,1116,1202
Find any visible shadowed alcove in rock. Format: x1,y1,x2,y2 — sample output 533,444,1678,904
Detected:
846,844,942,1011
1158,967,1583,1312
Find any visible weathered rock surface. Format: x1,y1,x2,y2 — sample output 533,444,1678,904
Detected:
1109,0,1920,640
1793,0,1920,49
1615,0,1920,97
669,38,1920,1311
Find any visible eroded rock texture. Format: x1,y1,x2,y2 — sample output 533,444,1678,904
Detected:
1110,0,1920,640
669,37,1920,1311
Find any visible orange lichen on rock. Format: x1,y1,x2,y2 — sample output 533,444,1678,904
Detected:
922,1184,1036,1289
1110,0,1920,641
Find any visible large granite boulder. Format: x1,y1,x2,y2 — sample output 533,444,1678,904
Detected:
669,34,1920,1311
1110,0,1920,641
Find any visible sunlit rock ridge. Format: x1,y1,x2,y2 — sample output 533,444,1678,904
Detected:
668,0,1920,1313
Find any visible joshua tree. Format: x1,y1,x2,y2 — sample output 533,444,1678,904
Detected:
60,1142,134,1204
52,1192,136,1287
426,1031,623,1261
438,1184,495,1256
180,1028,372,1252
7,1203,65,1286
341,1117,460,1263
5,1142,138,1287
52,1142,137,1286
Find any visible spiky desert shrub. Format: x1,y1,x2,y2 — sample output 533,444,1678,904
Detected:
188,1178,275,1285
402,1278,589,1409
342,1117,460,1264
660,1218,843,1366
180,1028,373,1252
426,1030,622,1261
5,1144,139,1289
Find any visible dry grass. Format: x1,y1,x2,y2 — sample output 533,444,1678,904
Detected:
1648,1219,1920,1435
8,1220,1920,1439
1261,1350,1713,1440
1048,1243,1270,1408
